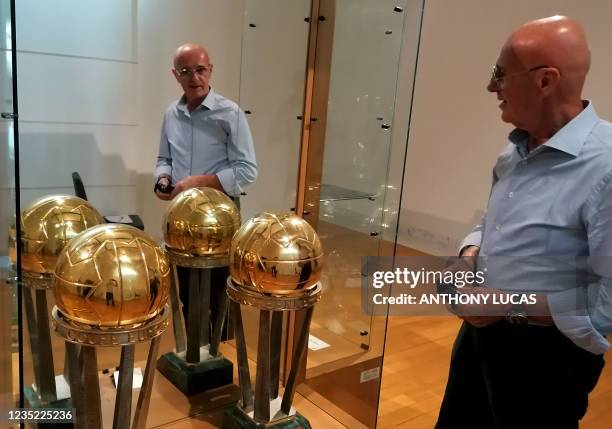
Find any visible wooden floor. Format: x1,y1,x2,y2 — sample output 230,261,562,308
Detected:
377,315,612,428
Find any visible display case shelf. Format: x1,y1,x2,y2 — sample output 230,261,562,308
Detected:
319,183,377,202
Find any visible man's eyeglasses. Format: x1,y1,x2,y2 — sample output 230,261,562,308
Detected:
490,65,549,86
176,66,211,78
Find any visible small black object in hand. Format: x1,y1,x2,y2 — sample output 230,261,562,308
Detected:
154,181,174,194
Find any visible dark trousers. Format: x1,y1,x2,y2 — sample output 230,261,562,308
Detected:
435,321,605,429
177,265,233,341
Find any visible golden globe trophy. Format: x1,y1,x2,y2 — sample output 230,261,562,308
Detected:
224,213,323,429
52,224,170,429
12,195,103,415
157,187,239,395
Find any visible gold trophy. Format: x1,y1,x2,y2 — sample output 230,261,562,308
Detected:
11,195,103,413
224,212,323,429
52,224,170,429
157,187,239,395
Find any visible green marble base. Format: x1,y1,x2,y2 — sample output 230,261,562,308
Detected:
157,351,233,396
24,386,74,428
223,404,311,429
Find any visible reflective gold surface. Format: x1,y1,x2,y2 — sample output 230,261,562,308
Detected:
230,212,323,296
15,195,104,276
54,224,170,328
163,187,240,258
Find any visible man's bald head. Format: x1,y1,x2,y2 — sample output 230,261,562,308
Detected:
172,43,213,110
173,43,210,68
505,15,590,100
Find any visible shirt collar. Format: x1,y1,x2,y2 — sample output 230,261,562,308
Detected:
177,86,217,113
508,100,600,158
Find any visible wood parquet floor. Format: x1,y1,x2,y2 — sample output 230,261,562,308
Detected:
377,315,612,428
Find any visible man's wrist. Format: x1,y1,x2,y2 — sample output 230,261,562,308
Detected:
505,300,528,325
459,245,480,257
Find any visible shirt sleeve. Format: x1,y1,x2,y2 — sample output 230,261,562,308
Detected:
215,107,258,196
459,169,500,253
155,112,173,180
547,171,612,355
460,217,485,251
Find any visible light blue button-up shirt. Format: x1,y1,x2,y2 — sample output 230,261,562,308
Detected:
462,101,612,354
155,88,257,196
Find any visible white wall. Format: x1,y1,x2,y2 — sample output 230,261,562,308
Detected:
238,0,310,221
398,0,612,255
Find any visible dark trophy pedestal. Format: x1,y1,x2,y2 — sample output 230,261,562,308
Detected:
158,253,233,396
23,274,74,429
157,349,233,396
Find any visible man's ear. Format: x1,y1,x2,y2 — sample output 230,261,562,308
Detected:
172,69,180,82
540,68,561,92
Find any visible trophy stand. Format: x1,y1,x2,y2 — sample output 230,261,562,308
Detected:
22,273,73,429
224,278,322,429
52,305,170,429
156,250,233,395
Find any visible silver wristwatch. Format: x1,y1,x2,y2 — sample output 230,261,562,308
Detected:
505,302,528,325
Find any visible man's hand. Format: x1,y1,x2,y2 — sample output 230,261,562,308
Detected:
169,174,223,199
450,286,507,328
154,175,172,201
449,246,507,327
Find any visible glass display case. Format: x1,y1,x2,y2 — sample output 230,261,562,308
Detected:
2,0,423,427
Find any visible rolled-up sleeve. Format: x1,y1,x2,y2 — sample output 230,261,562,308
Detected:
461,218,484,251
216,108,257,196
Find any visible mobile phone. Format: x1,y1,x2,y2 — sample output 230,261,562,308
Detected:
154,181,174,194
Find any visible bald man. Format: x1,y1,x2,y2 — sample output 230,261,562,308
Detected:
436,17,610,429
154,43,257,200
154,44,257,339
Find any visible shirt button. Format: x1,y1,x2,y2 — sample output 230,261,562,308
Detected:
521,160,528,165
508,192,514,198
495,225,501,231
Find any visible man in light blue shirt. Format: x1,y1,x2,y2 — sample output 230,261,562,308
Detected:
436,16,608,429
154,43,256,341
155,43,257,199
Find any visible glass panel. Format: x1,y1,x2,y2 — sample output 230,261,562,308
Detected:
0,0,20,424
237,0,311,363
299,0,424,427
12,0,315,427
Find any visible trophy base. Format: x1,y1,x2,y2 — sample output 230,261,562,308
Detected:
157,351,233,396
24,380,73,429
223,405,311,429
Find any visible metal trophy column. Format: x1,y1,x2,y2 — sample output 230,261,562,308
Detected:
223,213,324,429
13,195,104,417
156,187,240,395
52,224,171,429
